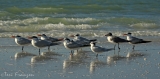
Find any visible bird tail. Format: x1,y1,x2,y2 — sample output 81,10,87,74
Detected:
89,39,97,42
81,44,90,47
127,40,131,42
121,39,130,42
50,42,61,46
107,48,114,51
142,40,151,43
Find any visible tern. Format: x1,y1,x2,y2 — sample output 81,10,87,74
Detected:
123,32,151,50
28,36,60,55
63,38,90,54
105,33,129,50
37,34,63,42
70,34,97,45
90,42,114,57
11,35,31,51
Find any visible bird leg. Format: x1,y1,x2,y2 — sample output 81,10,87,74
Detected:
118,50,120,56
71,50,73,54
48,46,50,52
96,54,98,57
39,49,40,55
22,46,24,52
114,50,115,54
132,45,135,50
114,44,116,50
118,43,120,50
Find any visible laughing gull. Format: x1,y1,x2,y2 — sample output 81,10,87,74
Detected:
37,34,63,42
28,36,60,55
63,38,90,54
11,35,31,51
105,33,129,50
90,42,114,57
123,32,151,50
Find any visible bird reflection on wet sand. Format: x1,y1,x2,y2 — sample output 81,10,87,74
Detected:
126,51,145,58
107,50,126,66
15,51,36,59
31,51,60,63
90,58,106,74
41,51,62,56
63,50,90,70
31,55,53,63
126,50,145,61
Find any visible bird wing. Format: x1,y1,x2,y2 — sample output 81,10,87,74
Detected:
112,36,128,43
35,40,51,47
79,37,89,41
48,37,59,42
66,41,83,48
73,37,90,45
130,37,143,44
18,38,31,45
93,46,109,53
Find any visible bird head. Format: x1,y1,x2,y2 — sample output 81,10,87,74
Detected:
105,33,112,36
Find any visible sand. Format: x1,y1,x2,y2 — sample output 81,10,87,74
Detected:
0,36,160,79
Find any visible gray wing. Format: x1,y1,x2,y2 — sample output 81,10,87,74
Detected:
35,40,51,47
94,46,112,52
48,37,59,42
73,39,90,45
73,37,91,45
79,37,89,41
112,36,128,43
130,37,143,44
18,38,31,45
66,41,84,48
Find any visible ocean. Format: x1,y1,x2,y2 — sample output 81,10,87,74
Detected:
0,0,160,37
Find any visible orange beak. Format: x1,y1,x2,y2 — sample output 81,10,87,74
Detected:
58,38,64,41
27,36,32,39
37,34,42,36
123,34,127,36
11,36,15,38
69,34,75,37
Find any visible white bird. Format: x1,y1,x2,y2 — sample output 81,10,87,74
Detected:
70,34,97,45
37,34,63,42
90,42,114,57
63,38,90,54
123,32,151,50
11,35,31,51
28,36,60,55
105,33,129,50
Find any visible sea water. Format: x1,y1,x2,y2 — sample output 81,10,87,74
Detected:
0,0,160,37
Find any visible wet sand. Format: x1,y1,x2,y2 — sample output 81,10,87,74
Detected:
0,36,160,79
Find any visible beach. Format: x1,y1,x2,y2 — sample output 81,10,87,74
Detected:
0,36,160,79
